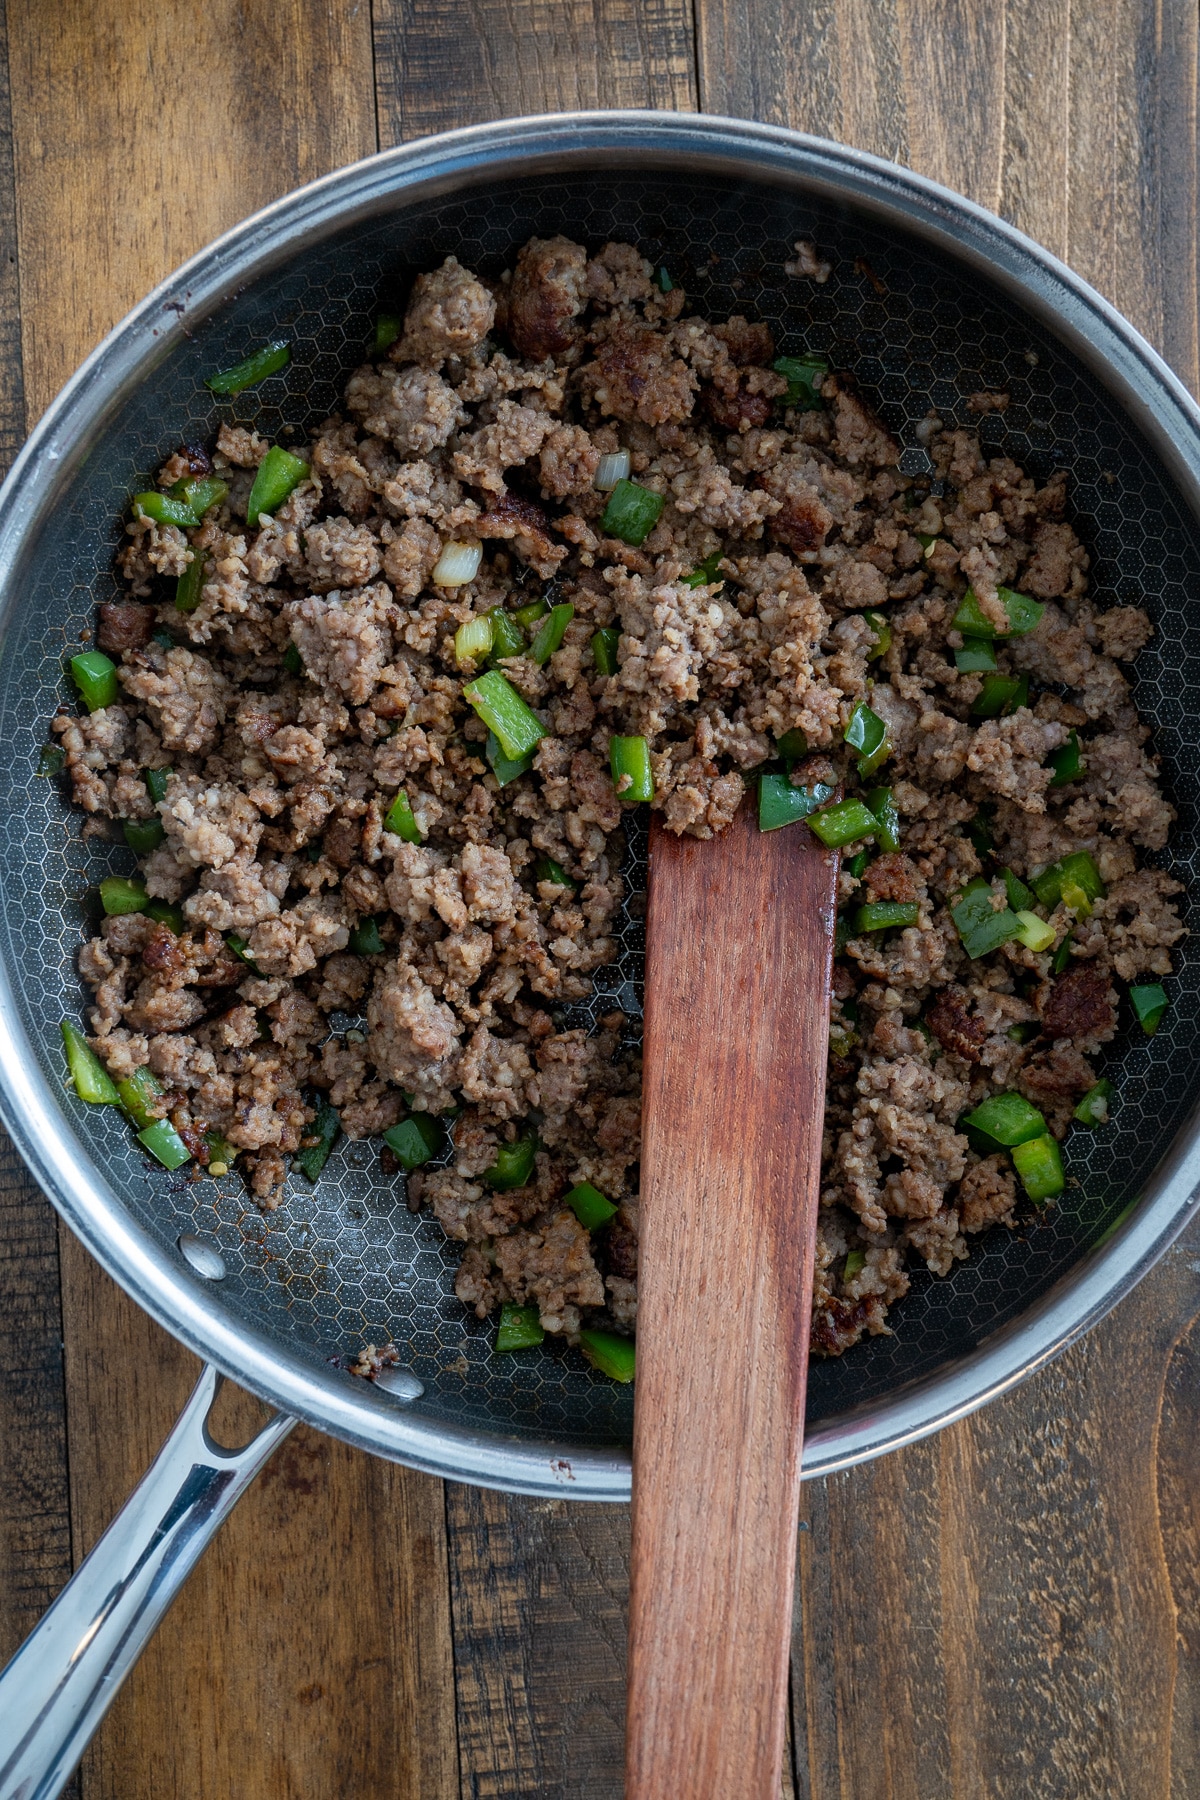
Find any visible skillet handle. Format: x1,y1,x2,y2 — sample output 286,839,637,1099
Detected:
0,1363,295,1800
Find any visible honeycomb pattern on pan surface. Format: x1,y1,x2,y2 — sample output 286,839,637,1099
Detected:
2,168,1197,1451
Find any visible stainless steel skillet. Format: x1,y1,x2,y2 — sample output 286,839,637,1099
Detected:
1,111,1200,1798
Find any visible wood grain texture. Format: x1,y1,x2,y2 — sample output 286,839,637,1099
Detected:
628,808,837,1799
4,5,457,1796
372,0,696,146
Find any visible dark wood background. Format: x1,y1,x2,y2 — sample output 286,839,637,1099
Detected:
1,4,1198,1795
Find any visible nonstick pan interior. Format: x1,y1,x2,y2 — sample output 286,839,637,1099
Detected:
1,140,1197,1481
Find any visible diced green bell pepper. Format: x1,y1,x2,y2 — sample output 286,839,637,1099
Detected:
384,789,422,843
484,1133,538,1191
496,1304,544,1352
528,602,574,666
600,478,665,546
60,1020,120,1104
295,1099,340,1180
758,770,835,831
950,878,1022,958
865,786,900,853
579,1328,635,1382
132,490,199,529
772,353,828,410
1130,983,1168,1035
116,1064,165,1130
564,1181,617,1229
807,799,878,850
591,626,619,676
205,339,290,394
485,730,534,787
99,876,148,917
853,900,918,932
1011,1132,1065,1203
124,817,165,854
961,1092,1047,1148
951,586,1045,639
610,735,654,803
463,670,547,762
1074,1079,1115,1127
955,638,998,673
246,446,309,527
844,700,890,776
69,651,119,713
349,917,385,955
137,1118,193,1171
1049,730,1084,786
384,1113,443,1171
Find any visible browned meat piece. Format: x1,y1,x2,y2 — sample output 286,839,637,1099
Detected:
1037,963,1116,1041
1019,1043,1096,1100
475,491,564,576
96,602,155,653
712,316,776,366
700,377,775,432
926,990,987,1063
507,235,587,362
863,853,919,903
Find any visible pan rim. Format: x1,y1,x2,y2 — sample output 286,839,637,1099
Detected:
2,109,1198,1499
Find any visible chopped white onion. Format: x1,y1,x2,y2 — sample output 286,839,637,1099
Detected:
594,449,631,491
454,613,494,664
432,539,482,587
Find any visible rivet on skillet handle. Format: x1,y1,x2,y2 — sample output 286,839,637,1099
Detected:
0,1363,295,1800
627,805,838,1798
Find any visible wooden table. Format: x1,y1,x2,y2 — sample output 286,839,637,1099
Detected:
1,5,1198,1795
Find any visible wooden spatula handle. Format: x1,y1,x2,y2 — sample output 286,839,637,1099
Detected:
626,805,838,1800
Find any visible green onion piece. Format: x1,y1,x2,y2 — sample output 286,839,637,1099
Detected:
484,1133,538,1191
374,313,403,355
146,899,184,932
966,809,994,858
123,817,165,854
845,850,869,879
950,878,1022,958
681,550,723,590
454,613,495,666
99,875,148,917
772,353,829,410
132,490,199,529
655,265,673,294
1001,867,1035,911
1053,931,1074,975
1074,1078,1116,1127
915,532,937,552
1049,730,1084,787
169,475,228,516
865,786,900,853
225,932,262,974
485,730,534,786
204,1131,239,1174
854,900,919,932
282,641,304,675
1010,1132,1065,1203
487,607,527,662
349,917,385,955
60,1020,120,1104
37,744,65,777
962,1092,1047,1148
116,1065,164,1131
1130,982,1168,1035
833,916,850,957
758,771,835,831
384,789,422,843
536,856,575,892
610,735,655,803
295,1099,341,1181
137,1118,192,1171
600,478,665,547
843,1249,866,1280
1060,878,1092,919
204,338,290,395
1031,851,1104,910
513,598,549,631
383,1113,442,1171
807,799,879,850
862,610,892,660
143,766,172,804
463,670,547,762
1013,909,1055,953
496,1304,544,1352
954,638,998,673
174,548,207,613
951,586,1046,640
775,728,808,763
69,651,119,713
844,700,889,776
579,1328,636,1383
970,673,1029,718
246,446,309,527
591,626,620,676
1007,1021,1040,1044
564,1181,617,1229
528,602,574,666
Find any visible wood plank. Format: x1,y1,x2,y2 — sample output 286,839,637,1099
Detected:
4,4,459,1795
372,0,697,146
445,1484,630,1800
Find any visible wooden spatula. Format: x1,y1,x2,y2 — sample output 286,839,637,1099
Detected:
626,800,839,1799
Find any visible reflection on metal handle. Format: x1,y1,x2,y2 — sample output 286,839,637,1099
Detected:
0,1364,295,1800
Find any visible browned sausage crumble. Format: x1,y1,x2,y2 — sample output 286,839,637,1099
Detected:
53,236,1184,1370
